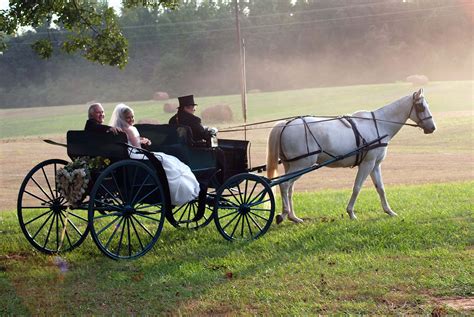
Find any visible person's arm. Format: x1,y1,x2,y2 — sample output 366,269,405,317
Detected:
124,127,141,147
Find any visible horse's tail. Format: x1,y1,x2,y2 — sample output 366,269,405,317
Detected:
266,122,284,179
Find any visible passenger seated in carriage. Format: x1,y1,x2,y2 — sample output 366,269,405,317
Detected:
84,102,122,135
109,103,200,206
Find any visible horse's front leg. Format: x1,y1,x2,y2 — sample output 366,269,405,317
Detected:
347,160,375,219
370,163,397,217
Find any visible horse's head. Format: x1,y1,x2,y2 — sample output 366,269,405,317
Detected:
409,88,436,134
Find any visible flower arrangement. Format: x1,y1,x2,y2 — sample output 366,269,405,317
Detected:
56,156,111,207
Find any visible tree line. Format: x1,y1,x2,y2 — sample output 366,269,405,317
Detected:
0,0,471,108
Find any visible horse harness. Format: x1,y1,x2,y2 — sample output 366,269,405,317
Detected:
280,114,388,167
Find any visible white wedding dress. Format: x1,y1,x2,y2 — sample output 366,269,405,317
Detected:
127,126,200,206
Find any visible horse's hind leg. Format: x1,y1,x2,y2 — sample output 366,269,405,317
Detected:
276,181,291,224
347,160,375,219
287,178,303,223
370,163,397,217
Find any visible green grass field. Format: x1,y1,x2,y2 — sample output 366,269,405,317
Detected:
1,182,472,315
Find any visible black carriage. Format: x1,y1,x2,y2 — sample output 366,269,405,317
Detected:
17,124,276,260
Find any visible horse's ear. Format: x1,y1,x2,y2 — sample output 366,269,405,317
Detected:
417,88,424,97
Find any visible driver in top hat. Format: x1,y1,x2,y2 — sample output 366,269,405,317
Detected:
169,95,214,142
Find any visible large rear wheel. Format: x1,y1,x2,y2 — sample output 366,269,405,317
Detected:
214,173,275,241
17,159,89,254
88,160,167,260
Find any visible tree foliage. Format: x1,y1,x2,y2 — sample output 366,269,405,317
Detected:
1,0,178,68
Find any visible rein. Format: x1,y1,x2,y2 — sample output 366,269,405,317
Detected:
218,114,419,133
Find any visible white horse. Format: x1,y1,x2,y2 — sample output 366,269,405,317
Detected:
266,89,436,223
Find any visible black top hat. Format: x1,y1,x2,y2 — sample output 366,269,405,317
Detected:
178,95,197,108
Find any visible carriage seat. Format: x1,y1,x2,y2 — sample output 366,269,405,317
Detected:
135,124,216,170
67,130,129,160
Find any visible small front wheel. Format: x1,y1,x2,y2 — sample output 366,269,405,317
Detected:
214,173,275,241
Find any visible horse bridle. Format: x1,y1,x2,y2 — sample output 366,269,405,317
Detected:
408,92,433,128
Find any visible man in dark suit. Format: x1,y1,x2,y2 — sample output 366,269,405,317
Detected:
84,103,121,134
168,95,210,142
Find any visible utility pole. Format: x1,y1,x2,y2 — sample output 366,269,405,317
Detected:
235,0,248,140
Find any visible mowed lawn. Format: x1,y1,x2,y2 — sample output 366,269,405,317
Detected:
0,81,472,314
1,182,473,315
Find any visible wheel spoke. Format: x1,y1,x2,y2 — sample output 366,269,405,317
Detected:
60,211,84,236
127,218,132,257
245,214,254,237
98,184,124,207
245,181,258,204
222,211,241,231
104,217,124,249
31,211,54,240
247,212,263,231
249,210,271,222
96,214,121,236
131,174,150,205
58,214,73,250
68,211,88,223
31,175,53,203
24,209,52,225
133,186,159,206
24,189,51,205
228,214,242,238
42,213,56,249
247,189,268,205
129,217,145,251
41,166,56,200
116,217,127,256
131,215,154,239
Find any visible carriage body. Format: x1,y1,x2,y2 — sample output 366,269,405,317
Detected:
17,123,275,260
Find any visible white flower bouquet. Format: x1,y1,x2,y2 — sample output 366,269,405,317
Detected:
56,156,110,207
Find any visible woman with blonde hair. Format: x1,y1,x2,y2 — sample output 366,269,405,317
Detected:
109,103,199,206
109,103,151,147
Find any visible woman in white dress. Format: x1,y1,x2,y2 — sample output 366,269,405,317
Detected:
109,104,200,206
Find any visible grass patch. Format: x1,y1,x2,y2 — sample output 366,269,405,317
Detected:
1,181,472,314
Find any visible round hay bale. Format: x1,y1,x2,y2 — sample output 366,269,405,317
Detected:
153,91,170,100
406,75,429,86
201,104,233,123
163,103,177,113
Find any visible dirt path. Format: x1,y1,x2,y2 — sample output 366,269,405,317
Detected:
1,137,472,211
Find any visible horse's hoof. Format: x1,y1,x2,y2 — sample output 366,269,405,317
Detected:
347,212,357,220
276,214,284,224
289,217,304,224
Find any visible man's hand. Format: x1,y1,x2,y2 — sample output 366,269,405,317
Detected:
107,127,122,135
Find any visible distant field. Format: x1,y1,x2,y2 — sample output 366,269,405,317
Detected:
0,81,472,139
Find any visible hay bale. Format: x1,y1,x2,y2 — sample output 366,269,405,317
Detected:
201,104,233,123
163,103,177,113
406,75,429,86
153,91,169,100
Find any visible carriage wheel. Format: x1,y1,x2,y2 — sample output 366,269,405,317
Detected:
88,160,167,260
17,159,90,254
214,173,275,241
168,188,215,229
